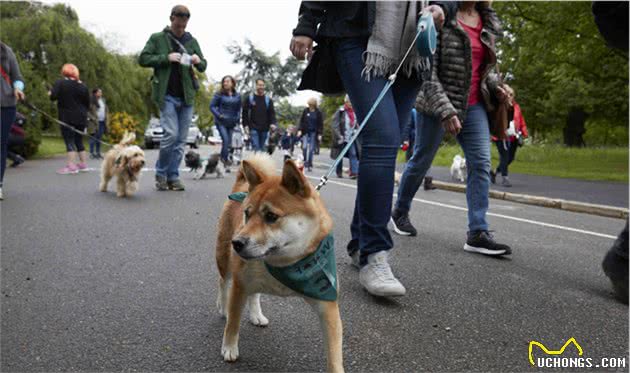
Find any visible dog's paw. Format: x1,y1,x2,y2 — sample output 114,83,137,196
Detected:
249,311,269,327
221,342,239,362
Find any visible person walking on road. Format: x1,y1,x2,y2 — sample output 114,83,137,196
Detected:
291,1,452,297
242,79,277,152
88,88,108,159
330,95,359,179
49,63,90,175
403,107,436,190
0,41,26,200
297,97,323,172
139,4,207,191
211,75,241,166
391,1,513,257
490,84,528,188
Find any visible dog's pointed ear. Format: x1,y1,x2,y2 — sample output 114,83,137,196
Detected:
281,159,310,198
241,160,265,191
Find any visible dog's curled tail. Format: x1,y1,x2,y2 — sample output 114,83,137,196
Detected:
119,131,136,146
234,153,276,190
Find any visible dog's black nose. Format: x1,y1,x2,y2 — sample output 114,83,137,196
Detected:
140,160,145,166
232,237,249,253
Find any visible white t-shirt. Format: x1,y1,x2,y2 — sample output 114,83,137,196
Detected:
97,98,106,121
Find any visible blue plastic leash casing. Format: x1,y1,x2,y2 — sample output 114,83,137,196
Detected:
416,11,437,58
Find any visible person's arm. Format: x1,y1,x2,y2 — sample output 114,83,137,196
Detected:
268,98,277,126
210,94,222,119
189,38,207,73
241,96,250,129
138,33,170,68
292,2,327,39
236,95,242,124
514,103,528,137
49,80,61,101
6,47,25,100
317,109,324,136
423,37,457,124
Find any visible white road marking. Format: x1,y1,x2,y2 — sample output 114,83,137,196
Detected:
303,174,618,240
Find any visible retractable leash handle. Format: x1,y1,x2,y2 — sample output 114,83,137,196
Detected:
315,9,437,192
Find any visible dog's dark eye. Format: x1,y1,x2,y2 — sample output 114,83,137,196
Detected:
244,208,251,223
264,211,279,224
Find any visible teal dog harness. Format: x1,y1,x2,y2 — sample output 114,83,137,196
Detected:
228,192,338,301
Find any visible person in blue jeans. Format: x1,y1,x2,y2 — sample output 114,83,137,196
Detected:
138,5,207,191
391,1,512,256
242,79,277,152
330,95,359,179
88,88,108,159
0,42,26,201
297,98,323,172
291,2,452,297
211,75,241,166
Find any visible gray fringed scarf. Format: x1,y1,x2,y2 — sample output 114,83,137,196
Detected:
363,1,430,81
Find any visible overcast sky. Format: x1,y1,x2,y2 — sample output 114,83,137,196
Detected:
40,0,319,105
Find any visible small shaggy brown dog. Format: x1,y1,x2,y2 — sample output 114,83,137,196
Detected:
99,132,145,197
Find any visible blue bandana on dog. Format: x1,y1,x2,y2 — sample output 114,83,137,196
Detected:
227,192,338,301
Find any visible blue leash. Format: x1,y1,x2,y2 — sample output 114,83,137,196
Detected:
316,11,436,191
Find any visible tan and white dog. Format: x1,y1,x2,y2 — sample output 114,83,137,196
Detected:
214,154,344,373
99,132,145,197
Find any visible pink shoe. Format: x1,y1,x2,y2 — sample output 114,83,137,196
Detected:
77,163,89,172
57,164,79,175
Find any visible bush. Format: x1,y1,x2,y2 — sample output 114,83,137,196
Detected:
105,112,143,144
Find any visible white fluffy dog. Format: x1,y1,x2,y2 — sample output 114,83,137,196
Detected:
450,154,467,183
99,132,145,197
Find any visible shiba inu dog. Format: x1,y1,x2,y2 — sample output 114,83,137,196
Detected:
214,154,343,373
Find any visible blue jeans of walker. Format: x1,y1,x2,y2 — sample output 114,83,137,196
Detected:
494,140,518,177
216,124,234,161
156,95,192,181
89,120,106,155
336,143,359,175
302,132,317,168
334,37,422,265
395,104,491,232
1,106,16,186
250,129,268,152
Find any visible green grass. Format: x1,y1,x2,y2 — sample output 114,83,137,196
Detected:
398,143,629,182
33,136,68,159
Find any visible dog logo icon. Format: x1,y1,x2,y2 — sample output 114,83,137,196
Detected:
528,337,583,366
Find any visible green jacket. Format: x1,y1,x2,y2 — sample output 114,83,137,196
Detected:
138,28,207,107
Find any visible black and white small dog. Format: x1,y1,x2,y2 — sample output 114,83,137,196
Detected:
185,151,230,179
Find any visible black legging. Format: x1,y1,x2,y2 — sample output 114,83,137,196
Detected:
61,125,85,152
494,140,518,177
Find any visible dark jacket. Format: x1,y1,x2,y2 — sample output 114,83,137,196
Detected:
242,94,276,131
50,78,90,129
417,3,502,122
0,43,24,108
138,28,207,107
210,92,242,128
298,108,324,135
293,2,458,94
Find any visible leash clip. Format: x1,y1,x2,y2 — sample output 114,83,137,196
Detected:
315,175,328,192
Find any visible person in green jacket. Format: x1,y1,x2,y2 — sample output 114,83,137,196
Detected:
138,5,207,191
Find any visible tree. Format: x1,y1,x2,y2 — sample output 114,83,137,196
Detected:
494,2,628,146
226,39,304,98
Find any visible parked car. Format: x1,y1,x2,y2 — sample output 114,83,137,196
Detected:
144,117,202,149
144,117,162,149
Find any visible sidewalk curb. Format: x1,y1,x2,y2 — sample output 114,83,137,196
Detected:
432,181,628,220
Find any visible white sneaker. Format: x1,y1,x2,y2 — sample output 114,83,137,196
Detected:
0,187,3,201
359,251,406,297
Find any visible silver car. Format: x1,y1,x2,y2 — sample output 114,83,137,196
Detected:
144,117,202,149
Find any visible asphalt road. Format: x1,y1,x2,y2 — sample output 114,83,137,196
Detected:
1,145,628,372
